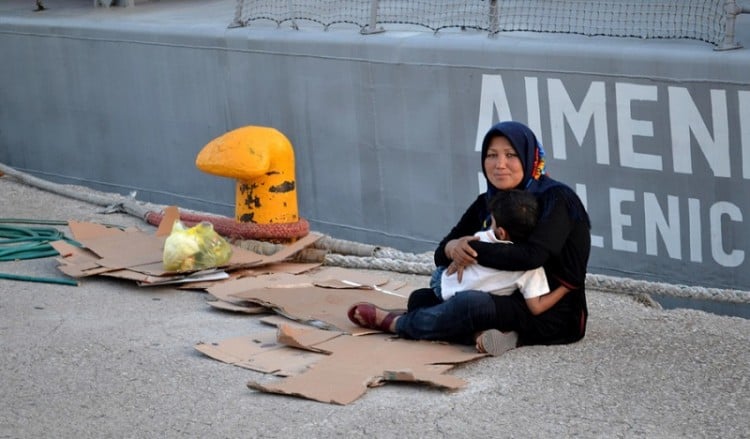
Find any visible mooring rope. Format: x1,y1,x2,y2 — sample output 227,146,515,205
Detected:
585,273,750,304
322,253,434,275
2,162,748,304
0,163,154,219
311,235,434,262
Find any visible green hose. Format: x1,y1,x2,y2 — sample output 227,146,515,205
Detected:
0,218,69,226
0,220,81,286
0,224,77,261
0,272,78,286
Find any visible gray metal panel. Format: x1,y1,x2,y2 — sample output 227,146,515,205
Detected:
1,3,749,289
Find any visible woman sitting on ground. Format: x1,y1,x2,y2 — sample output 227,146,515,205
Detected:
348,120,591,355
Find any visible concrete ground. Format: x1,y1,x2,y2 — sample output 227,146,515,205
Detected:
1,175,749,438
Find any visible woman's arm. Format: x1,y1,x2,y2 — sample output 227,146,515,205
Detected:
434,195,487,267
525,285,571,316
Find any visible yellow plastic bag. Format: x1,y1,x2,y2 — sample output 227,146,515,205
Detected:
162,221,233,272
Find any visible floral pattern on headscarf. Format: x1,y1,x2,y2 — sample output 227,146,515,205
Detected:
528,141,546,184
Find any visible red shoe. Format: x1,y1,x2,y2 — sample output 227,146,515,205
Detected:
347,302,402,332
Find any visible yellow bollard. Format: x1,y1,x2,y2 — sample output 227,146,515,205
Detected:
195,126,299,224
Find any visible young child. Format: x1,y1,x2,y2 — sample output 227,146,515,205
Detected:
439,189,565,316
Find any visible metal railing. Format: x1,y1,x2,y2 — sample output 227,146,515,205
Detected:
231,0,749,50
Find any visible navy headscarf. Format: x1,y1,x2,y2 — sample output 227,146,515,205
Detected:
480,121,590,227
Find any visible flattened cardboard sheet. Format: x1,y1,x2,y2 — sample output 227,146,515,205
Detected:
99,269,153,282
242,262,321,276
229,284,408,334
50,240,95,262
202,267,409,315
195,331,324,377
252,232,324,265
155,205,180,236
259,314,312,329
87,232,166,269
206,299,267,314
51,240,117,277
275,324,342,352
207,272,305,304
309,266,391,287
207,267,403,302
138,270,230,287
246,324,486,405
176,262,321,291
67,221,125,240
55,217,322,285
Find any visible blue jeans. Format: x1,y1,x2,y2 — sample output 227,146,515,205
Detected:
395,289,498,345
428,266,445,298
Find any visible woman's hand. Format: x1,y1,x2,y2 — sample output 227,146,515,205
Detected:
444,236,479,281
445,236,479,264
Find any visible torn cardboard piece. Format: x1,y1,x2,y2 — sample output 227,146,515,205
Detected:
51,240,111,278
207,272,314,301
176,262,321,291
138,270,230,287
259,314,309,328
67,221,127,240
222,267,412,325
155,205,181,236
274,322,341,352
203,266,407,318
228,283,409,334
247,324,486,405
237,261,321,276
84,231,166,270
205,300,267,314
207,266,408,300
195,330,324,377
205,272,307,314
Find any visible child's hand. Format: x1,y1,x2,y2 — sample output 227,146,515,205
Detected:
445,261,466,283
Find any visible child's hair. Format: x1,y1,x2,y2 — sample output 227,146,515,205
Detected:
488,189,539,242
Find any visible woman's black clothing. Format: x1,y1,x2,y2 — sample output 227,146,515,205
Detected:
433,185,590,345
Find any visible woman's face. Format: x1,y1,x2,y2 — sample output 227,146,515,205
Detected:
484,136,524,190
